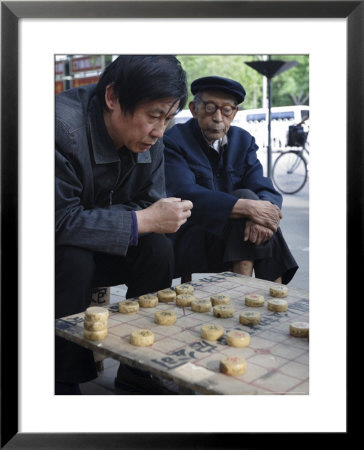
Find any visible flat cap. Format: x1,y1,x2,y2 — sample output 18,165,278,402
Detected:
191,76,246,104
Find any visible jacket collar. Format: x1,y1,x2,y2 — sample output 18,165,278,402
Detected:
135,151,152,163
88,95,152,164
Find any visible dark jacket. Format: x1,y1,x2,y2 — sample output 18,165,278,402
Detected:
55,84,165,255
163,118,282,275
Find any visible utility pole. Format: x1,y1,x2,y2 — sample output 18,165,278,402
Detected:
245,57,298,178
262,55,268,108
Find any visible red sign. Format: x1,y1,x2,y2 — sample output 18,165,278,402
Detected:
72,76,100,88
71,56,102,73
55,80,65,95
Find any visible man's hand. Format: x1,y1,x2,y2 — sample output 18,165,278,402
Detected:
248,199,282,232
244,220,274,245
135,198,193,234
231,198,282,232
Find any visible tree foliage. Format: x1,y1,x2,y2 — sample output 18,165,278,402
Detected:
177,55,309,110
270,54,309,106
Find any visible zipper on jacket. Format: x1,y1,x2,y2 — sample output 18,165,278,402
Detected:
109,190,114,205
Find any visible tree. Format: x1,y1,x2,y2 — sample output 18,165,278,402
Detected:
176,55,309,110
270,55,309,106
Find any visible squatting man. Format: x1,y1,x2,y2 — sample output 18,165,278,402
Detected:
164,75,298,284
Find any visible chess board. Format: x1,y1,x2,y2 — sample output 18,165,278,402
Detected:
56,272,309,395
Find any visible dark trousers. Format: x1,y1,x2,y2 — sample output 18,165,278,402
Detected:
55,233,174,384
205,189,298,284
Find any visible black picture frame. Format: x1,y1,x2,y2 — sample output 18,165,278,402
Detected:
1,1,359,448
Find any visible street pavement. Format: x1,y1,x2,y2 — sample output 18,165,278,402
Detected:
257,147,309,292
279,179,309,292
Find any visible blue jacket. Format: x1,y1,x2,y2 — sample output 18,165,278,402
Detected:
55,84,166,255
163,118,282,275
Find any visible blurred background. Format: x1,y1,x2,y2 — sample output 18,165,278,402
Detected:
55,54,309,292
55,54,309,174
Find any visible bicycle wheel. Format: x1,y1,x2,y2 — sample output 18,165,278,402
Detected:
272,151,307,194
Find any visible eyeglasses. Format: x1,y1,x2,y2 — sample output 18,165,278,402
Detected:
198,99,237,117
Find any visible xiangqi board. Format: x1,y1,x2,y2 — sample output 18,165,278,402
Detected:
56,272,309,395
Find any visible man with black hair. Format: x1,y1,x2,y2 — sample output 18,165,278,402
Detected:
164,76,298,285
55,55,192,394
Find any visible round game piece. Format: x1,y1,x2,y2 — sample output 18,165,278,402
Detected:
84,320,108,332
118,300,139,314
175,284,194,295
268,298,288,312
85,306,109,322
210,294,231,306
138,294,158,308
176,294,195,307
289,321,309,337
130,329,155,346
269,285,288,298
213,304,234,318
220,357,247,376
226,330,251,348
245,294,265,307
83,328,108,341
191,299,211,313
239,311,261,326
157,288,177,303
200,324,225,341
154,311,177,325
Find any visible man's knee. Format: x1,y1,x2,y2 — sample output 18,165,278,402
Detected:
232,189,259,201
130,234,174,273
137,233,174,265
125,234,175,297
55,246,95,318
56,246,95,283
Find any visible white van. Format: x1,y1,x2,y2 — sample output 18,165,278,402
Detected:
234,105,309,150
236,105,309,125
172,109,192,125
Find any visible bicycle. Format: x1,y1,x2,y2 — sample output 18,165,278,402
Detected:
272,120,309,195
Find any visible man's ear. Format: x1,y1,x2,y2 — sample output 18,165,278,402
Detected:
189,101,198,118
105,84,118,111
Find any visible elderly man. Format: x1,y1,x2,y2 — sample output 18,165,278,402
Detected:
55,55,192,394
164,75,298,284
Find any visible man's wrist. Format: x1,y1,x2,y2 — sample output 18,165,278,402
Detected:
129,211,139,246
231,198,252,219
135,208,153,234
